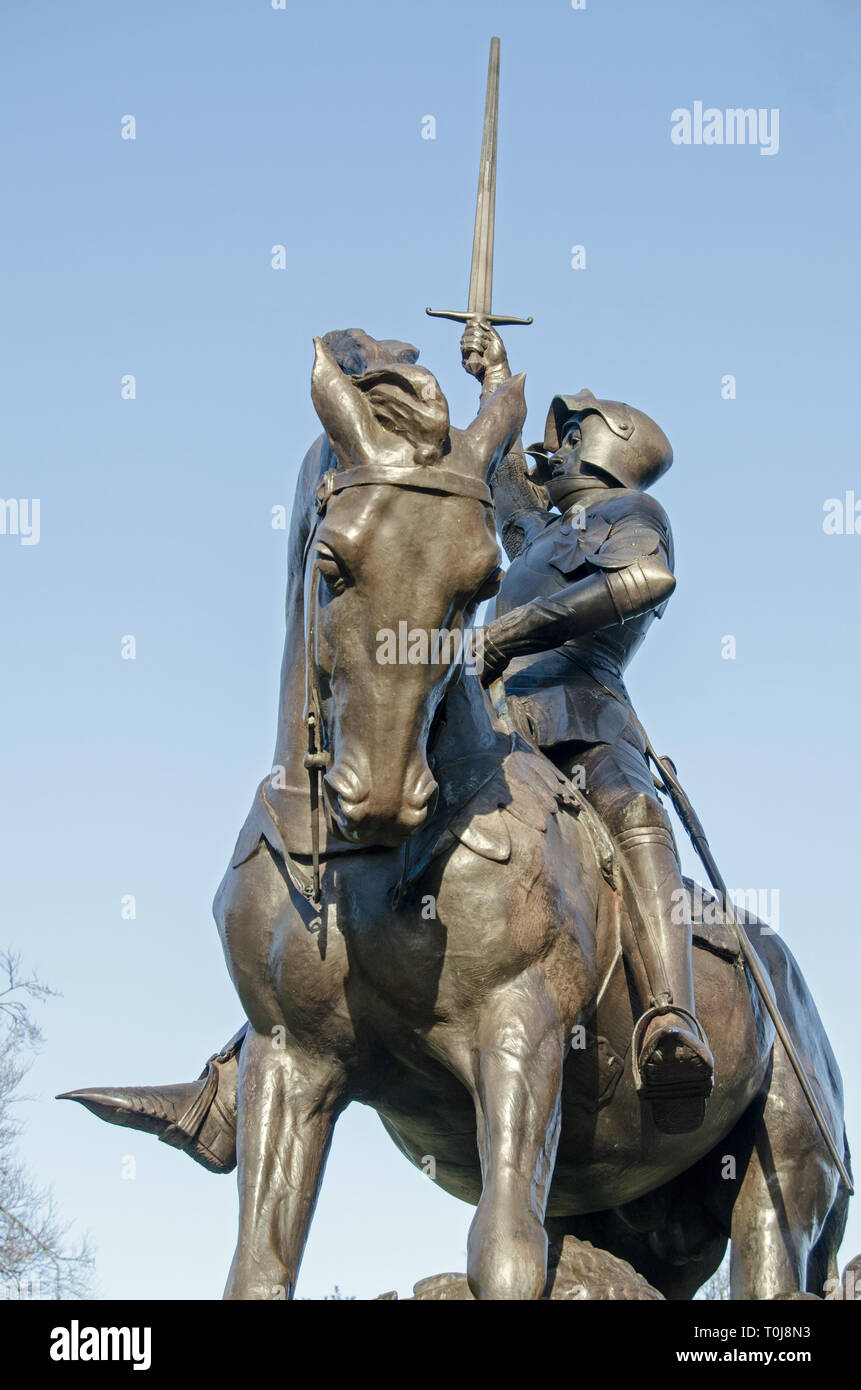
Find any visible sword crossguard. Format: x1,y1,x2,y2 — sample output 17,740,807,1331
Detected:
425,308,533,327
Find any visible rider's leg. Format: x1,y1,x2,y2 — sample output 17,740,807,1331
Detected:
561,739,713,1132
613,810,695,1013
58,1025,244,1173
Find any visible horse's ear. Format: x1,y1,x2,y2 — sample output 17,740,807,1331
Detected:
311,337,379,469
461,373,527,478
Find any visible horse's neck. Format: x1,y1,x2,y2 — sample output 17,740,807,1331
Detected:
430,672,512,776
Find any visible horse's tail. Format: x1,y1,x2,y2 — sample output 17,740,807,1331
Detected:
806,1127,852,1297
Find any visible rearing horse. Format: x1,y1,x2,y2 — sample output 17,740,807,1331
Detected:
210,337,849,1300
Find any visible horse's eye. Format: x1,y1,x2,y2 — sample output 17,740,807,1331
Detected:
316,550,348,596
475,565,504,602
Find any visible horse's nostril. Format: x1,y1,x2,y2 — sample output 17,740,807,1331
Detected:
324,763,369,807
406,775,438,811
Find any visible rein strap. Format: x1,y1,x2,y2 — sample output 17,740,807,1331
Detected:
305,460,493,906
316,465,492,513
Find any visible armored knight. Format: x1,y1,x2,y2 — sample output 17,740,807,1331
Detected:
464,321,714,1134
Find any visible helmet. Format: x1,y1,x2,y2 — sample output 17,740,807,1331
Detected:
527,389,673,493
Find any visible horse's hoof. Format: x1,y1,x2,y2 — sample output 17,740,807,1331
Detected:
467,1206,548,1300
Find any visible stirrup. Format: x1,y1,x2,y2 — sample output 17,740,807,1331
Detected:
630,1003,713,1100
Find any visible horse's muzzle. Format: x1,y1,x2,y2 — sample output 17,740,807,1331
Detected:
324,760,438,845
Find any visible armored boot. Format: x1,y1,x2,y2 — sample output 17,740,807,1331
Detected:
614,825,714,1134
58,1025,244,1174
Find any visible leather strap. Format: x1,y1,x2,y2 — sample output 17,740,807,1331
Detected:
316,465,492,513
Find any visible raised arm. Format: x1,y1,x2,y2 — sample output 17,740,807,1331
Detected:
460,323,548,558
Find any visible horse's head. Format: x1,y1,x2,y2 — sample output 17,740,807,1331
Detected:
307,337,526,846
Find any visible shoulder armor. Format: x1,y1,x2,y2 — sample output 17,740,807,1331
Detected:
583,488,670,535
586,489,673,572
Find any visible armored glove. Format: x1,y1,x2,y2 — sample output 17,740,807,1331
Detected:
477,626,512,687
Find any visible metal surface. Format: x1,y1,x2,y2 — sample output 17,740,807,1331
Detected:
63,329,850,1302
426,38,532,340
57,37,851,1301
468,34,499,318
526,390,674,494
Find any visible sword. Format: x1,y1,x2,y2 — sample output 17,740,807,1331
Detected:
645,740,854,1195
426,36,532,365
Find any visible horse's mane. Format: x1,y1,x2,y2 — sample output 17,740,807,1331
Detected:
285,434,333,595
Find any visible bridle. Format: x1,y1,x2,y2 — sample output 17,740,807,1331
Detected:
302,461,494,906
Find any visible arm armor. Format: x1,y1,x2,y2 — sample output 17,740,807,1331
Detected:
484,553,676,660
492,444,550,560
461,373,528,479
476,362,546,561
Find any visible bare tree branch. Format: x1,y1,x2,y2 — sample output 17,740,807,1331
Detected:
0,949,94,1300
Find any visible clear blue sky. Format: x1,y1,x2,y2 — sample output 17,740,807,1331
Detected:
2,0,859,1299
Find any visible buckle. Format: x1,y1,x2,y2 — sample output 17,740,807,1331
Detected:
315,470,336,514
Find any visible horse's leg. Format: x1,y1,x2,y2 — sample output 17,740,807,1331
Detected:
559,1149,731,1299
729,1053,841,1300
464,971,566,1301
224,1026,346,1300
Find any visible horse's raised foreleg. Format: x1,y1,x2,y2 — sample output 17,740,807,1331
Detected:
224,1026,346,1301
465,972,566,1301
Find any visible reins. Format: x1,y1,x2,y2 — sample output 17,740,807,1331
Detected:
301,461,494,908
303,560,330,905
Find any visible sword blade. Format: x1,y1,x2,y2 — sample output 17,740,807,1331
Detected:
426,37,531,330
467,36,500,318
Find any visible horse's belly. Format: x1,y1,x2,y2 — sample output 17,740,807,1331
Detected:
382,947,772,1218
548,949,772,1215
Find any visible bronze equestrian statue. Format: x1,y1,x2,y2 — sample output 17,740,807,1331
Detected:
61,326,850,1301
